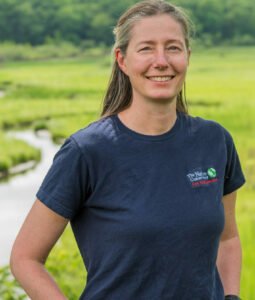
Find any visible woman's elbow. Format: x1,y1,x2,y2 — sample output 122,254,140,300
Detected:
10,243,26,279
10,243,41,280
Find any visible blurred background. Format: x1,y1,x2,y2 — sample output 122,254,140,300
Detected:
0,0,254,299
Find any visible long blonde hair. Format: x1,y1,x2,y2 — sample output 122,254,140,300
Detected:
100,0,191,118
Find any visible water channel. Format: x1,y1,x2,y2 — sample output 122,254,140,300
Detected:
0,130,60,267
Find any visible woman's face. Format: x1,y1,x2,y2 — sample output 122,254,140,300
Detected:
116,14,190,105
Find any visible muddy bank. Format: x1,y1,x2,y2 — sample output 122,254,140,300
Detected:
0,160,37,180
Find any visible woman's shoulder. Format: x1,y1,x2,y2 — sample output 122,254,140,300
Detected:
184,113,233,142
68,115,116,153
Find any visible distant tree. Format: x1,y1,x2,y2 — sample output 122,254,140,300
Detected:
0,0,254,46
222,0,255,44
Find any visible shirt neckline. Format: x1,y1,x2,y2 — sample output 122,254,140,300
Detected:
112,110,183,142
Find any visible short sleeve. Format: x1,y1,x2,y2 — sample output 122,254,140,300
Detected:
36,137,90,219
223,130,245,195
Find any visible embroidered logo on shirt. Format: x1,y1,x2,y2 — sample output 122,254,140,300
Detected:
187,167,218,188
207,168,216,178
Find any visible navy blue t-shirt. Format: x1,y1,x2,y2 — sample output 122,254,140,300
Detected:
37,111,245,300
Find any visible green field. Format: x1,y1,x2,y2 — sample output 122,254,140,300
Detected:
0,46,254,299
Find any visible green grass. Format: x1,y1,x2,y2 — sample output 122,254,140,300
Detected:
0,42,110,63
0,46,254,299
46,225,86,299
0,56,108,131
0,266,27,299
0,55,109,173
0,133,41,173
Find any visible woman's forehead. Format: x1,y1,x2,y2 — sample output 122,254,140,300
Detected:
129,14,185,45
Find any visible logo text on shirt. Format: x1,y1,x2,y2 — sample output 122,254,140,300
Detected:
187,168,218,188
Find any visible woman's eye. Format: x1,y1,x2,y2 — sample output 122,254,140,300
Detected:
168,46,178,50
140,47,150,51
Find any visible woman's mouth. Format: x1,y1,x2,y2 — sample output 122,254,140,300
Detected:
147,76,175,82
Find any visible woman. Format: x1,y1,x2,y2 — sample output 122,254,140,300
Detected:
10,1,245,299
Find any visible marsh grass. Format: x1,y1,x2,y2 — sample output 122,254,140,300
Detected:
46,225,86,300
0,133,41,173
0,46,254,299
0,42,110,63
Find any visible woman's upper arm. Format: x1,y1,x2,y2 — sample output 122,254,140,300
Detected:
220,190,239,241
11,198,69,264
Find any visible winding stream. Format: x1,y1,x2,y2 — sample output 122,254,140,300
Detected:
0,130,60,267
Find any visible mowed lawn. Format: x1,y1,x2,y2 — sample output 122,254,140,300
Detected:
0,46,254,299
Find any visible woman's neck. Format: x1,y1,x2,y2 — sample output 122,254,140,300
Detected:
118,98,177,136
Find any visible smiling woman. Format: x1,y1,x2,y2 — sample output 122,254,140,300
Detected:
10,1,245,300
102,0,191,119
116,14,190,120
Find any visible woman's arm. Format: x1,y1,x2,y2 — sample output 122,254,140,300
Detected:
10,199,69,300
216,190,242,296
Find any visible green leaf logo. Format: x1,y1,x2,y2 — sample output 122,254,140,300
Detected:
207,168,216,178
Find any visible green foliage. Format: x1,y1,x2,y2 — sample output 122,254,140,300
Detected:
0,133,41,172
0,54,107,175
0,0,255,46
46,225,87,299
173,0,255,45
0,41,107,63
0,266,27,299
47,113,98,142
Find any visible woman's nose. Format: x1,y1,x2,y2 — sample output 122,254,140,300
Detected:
153,49,169,69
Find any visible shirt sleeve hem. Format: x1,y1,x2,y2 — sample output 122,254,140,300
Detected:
223,178,246,196
36,189,74,219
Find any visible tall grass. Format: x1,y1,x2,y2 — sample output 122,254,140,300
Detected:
0,133,41,173
0,42,110,63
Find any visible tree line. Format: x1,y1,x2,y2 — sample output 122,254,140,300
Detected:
0,0,254,47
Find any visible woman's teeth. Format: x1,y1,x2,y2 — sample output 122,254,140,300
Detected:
148,76,174,82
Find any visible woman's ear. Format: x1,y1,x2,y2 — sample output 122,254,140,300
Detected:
115,48,128,75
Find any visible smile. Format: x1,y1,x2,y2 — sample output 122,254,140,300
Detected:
147,76,175,82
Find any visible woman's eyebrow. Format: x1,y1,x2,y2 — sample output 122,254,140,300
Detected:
136,40,155,46
165,39,184,45
136,39,184,46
